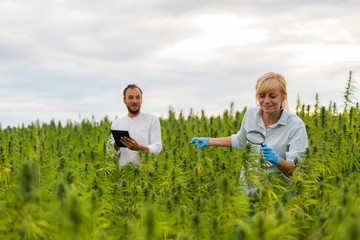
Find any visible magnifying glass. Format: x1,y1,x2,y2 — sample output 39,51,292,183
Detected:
245,130,265,146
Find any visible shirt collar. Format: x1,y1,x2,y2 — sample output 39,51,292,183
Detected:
255,107,289,128
127,112,143,120
278,109,289,125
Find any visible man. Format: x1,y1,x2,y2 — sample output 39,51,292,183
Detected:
111,84,162,167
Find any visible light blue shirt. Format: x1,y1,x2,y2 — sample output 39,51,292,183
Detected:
231,106,308,164
231,107,308,194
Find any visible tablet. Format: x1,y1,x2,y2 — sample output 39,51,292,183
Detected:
111,130,131,148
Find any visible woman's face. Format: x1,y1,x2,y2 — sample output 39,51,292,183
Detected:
257,87,283,114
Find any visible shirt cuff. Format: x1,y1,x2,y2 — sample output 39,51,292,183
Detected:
231,134,242,149
285,151,305,164
147,145,161,154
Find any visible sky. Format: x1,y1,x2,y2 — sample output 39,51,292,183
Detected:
1,0,360,127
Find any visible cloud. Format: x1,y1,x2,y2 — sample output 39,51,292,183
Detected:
0,0,359,127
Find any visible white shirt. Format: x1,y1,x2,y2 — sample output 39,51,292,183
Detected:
111,112,162,166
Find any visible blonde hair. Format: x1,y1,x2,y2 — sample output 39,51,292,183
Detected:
255,72,289,110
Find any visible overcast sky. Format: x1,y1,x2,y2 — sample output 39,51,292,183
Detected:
1,0,359,127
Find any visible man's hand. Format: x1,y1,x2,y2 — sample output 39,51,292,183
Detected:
120,137,149,151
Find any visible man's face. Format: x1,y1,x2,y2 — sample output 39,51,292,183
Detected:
124,87,142,115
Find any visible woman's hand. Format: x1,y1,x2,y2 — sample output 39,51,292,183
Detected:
189,137,210,149
260,144,281,165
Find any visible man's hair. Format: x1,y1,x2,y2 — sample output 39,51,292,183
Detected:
123,84,143,98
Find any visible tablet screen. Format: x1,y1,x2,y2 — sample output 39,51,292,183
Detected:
111,130,131,148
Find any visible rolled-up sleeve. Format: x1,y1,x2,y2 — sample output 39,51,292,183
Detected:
285,122,308,164
231,108,251,149
231,130,246,149
147,116,162,154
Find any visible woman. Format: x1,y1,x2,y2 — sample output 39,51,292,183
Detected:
190,72,308,178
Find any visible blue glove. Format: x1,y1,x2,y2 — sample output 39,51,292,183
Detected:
260,144,281,166
190,137,210,149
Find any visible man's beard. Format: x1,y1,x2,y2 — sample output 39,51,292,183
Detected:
127,105,140,115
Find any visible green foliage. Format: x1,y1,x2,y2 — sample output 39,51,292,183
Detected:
344,70,357,111
0,100,359,239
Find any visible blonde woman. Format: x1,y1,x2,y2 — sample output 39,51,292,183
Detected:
190,72,308,178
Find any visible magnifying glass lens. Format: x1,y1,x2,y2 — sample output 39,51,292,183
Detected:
246,131,265,146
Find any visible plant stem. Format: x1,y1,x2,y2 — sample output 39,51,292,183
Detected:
196,139,201,209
